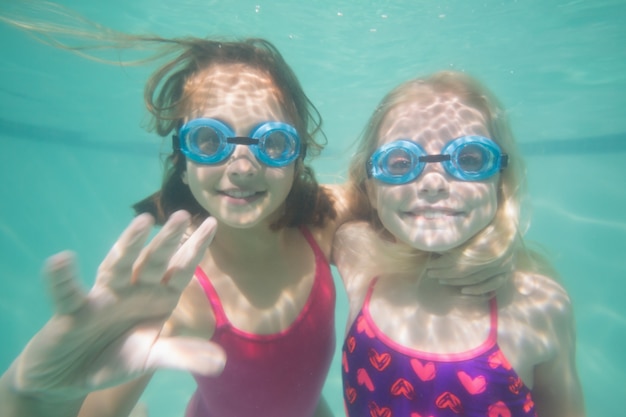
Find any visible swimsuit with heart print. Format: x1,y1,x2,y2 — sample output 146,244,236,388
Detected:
342,278,537,417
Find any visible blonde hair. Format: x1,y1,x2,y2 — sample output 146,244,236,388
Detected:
345,71,551,276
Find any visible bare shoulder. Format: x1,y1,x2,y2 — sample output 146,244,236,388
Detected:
333,221,377,271
506,270,576,348
307,183,351,259
513,271,573,317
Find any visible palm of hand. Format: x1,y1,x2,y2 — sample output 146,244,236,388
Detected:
12,212,224,398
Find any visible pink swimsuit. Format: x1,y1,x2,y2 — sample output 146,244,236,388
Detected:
342,280,537,417
185,227,336,417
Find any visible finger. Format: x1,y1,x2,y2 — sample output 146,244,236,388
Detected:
460,273,508,296
426,252,461,269
131,211,191,285
163,216,217,291
456,291,494,302
98,214,155,284
43,251,87,315
426,269,462,280
425,256,469,280
146,337,226,376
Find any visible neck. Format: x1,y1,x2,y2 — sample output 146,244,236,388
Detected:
210,221,287,259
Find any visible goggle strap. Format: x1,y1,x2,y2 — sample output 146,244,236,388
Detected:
500,154,509,169
228,137,259,146
419,154,450,163
172,134,181,151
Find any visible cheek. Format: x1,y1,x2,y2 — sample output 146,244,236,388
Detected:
185,163,221,200
376,185,411,206
270,167,295,194
463,182,499,231
262,164,297,208
371,185,411,225
186,163,210,187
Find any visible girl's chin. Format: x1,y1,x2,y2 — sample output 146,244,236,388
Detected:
214,206,286,230
400,234,469,253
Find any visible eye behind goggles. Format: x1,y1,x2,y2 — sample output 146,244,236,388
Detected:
177,118,301,168
367,135,508,185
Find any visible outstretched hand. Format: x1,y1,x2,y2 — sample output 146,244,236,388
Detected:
8,211,225,399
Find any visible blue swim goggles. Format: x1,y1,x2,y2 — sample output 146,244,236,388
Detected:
177,118,300,167
367,136,508,185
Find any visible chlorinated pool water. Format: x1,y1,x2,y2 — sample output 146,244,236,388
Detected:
1,0,624,415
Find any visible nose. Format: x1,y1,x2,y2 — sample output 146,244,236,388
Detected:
226,145,259,178
417,169,449,197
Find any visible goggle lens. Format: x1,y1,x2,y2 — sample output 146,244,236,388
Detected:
192,126,224,156
456,143,488,173
258,129,298,163
384,148,415,176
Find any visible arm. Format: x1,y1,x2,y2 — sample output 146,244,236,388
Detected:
531,285,585,417
77,375,153,417
0,373,153,417
0,212,225,417
331,222,379,326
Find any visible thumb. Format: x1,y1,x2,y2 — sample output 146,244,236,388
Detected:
146,337,226,376
43,251,87,315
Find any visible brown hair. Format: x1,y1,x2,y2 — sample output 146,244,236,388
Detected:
131,38,335,228
1,6,335,228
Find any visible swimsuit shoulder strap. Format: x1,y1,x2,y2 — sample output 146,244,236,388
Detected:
195,266,229,328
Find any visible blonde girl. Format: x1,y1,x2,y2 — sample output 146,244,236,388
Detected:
335,71,585,417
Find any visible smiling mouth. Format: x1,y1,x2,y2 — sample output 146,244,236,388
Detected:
404,209,465,219
219,189,266,200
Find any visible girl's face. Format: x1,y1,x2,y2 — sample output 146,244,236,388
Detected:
182,64,295,230
368,94,499,252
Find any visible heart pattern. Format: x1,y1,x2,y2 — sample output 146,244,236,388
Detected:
368,401,391,417
357,368,375,391
457,371,487,395
435,391,463,414
368,348,391,371
345,386,357,404
410,358,436,381
346,336,356,353
523,393,535,413
343,303,537,416
508,376,523,395
488,401,512,417
357,316,375,338
390,378,415,400
488,350,512,370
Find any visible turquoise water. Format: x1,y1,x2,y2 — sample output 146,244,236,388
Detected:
1,0,624,415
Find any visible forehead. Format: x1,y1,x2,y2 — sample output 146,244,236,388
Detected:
378,93,489,149
182,63,288,125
